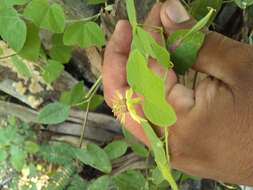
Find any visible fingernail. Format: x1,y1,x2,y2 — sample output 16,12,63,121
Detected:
115,20,126,33
165,0,190,23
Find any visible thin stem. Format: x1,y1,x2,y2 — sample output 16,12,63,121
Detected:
79,101,90,148
223,0,233,4
164,127,170,162
85,75,102,99
0,53,17,60
78,76,102,148
73,76,102,107
66,12,101,24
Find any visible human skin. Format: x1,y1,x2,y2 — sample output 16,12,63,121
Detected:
102,0,253,186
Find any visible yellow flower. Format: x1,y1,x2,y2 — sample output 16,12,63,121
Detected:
112,88,146,124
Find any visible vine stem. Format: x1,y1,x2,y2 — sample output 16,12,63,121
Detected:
66,12,101,24
163,127,178,190
164,127,170,163
73,75,102,107
0,53,17,60
78,76,102,148
79,101,90,148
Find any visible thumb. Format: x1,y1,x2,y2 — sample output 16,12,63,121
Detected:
160,0,253,86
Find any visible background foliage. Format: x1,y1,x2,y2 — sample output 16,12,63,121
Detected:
0,0,252,189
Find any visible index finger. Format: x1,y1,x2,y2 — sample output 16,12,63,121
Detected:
102,20,132,106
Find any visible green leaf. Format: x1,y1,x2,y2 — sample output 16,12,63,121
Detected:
0,126,17,145
0,6,27,51
88,176,111,190
80,95,104,111
113,170,147,190
49,34,72,63
37,102,70,124
19,23,41,61
60,82,104,110
63,21,105,48
87,0,106,5
132,27,172,68
141,121,177,190
87,95,104,110
23,0,65,33
24,141,39,154
234,0,253,8
42,60,64,84
3,0,30,5
122,128,149,158
10,146,26,171
0,149,7,162
67,175,88,190
60,81,86,106
127,50,176,127
75,143,112,173
167,30,205,74
191,0,222,23
151,167,165,185
104,141,128,160
126,0,137,27
39,142,77,165
11,56,32,78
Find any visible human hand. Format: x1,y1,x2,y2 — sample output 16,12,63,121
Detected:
102,0,253,185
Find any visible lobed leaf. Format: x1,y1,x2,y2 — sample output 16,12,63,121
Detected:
19,23,41,61
132,27,172,69
49,34,72,63
24,0,65,33
127,50,176,127
0,6,27,51
63,21,105,48
42,60,64,84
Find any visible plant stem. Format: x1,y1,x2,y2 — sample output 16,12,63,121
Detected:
73,75,102,107
164,127,170,162
79,101,90,148
0,53,17,60
78,76,102,148
66,12,101,24
85,75,102,99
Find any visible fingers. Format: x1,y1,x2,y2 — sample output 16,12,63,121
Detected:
102,20,132,107
160,0,253,86
102,20,150,145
